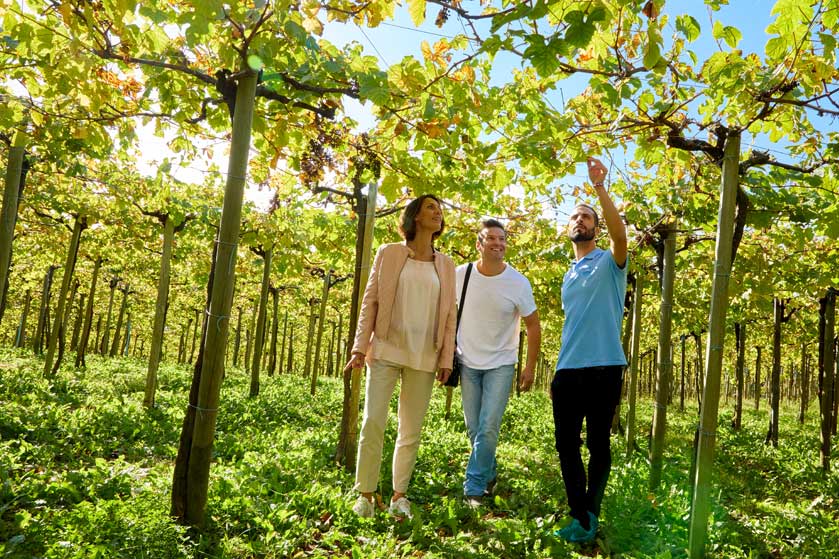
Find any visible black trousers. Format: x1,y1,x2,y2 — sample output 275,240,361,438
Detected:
551,366,623,524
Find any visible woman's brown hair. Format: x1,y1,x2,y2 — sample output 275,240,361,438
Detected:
399,194,445,241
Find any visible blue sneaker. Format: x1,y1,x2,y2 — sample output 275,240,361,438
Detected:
579,512,598,543
555,512,598,543
555,518,586,541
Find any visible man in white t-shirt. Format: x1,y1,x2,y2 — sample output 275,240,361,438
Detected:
456,219,542,505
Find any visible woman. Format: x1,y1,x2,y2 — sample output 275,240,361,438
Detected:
345,194,457,519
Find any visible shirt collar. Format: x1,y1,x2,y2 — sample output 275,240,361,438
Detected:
576,247,603,263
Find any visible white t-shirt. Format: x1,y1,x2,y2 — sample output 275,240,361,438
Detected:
371,258,440,372
455,263,537,370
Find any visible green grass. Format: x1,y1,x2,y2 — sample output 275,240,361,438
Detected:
1,346,837,558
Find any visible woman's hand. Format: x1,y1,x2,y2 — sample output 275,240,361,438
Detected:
436,368,451,384
343,352,365,374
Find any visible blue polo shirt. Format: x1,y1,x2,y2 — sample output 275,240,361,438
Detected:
555,247,628,370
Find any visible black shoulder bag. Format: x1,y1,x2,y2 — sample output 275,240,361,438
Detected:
444,263,473,388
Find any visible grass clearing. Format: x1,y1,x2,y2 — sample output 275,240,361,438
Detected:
1,347,837,558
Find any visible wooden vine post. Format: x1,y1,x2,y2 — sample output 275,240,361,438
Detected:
688,131,740,559
144,215,176,407
267,286,279,376
310,269,332,395
249,245,273,398
109,283,130,357
650,222,676,489
75,257,101,368
0,130,27,327
181,68,257,527
734,322,746,430
821,289,836,472
625,271,643,458
336,181,377,470
44,215,87,377
99,277,118,354
303,298,317,378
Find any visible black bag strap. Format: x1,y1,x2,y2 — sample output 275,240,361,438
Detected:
455,263,474,334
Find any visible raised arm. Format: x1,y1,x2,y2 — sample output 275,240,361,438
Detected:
587,157,627,268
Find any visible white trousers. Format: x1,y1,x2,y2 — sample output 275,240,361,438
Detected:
354,359,436,494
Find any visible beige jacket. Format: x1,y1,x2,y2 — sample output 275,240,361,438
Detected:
352,242,457,370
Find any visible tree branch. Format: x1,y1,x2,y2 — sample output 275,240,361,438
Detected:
675,235,715,254
312,185,354,202
427,0,518,21
256,85,337,119
269,72,359,98
761,95,839,117
375,205,403,218
187,98,223,124
91,48,216,86
32,208,72,231
739,150,837,174
132,200,167,224
666,130,724,162
239,4,273,57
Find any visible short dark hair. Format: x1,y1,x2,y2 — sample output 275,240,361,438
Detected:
399,194,445,241
573,204,600,228
478,218,506,241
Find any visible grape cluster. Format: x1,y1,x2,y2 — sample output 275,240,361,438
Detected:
435,7,450,28
299,122,344,187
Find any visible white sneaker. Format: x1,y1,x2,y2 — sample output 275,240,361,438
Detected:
388,496,413,518
463,494,483,509
352,495,375,518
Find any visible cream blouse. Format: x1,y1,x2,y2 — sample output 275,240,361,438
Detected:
371,258,440,372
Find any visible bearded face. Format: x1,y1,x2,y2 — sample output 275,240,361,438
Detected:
569,225,596,243
567,205,598,243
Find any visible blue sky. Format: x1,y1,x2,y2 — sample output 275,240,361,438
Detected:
153,2,834,213
317,0,836,219
322,0,779,121
322,1,836,139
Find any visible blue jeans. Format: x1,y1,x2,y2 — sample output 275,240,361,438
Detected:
461,363,515,496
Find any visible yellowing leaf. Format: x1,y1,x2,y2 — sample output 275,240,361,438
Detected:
12,130,28,148
302,16,323,36
453,65,475,84
408,0,427,27
301,0,320,17
434,40,451,58
426,123,446,138
59,3,73,25
420,40,432,62
577,48,595,63
416,121,446,139
421,39,451,66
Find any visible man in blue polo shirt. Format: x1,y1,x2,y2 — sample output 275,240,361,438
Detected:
552,157,628,544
